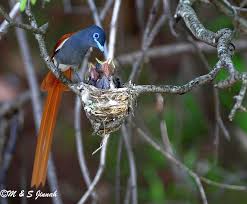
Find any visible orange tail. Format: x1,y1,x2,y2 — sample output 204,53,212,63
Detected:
31,69,71,188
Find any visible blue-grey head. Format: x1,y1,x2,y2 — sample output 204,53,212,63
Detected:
83,25,106,53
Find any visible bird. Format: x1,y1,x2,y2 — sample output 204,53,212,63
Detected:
31,25,106,188
87,58,121,89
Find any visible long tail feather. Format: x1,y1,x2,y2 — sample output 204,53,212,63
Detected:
31,69,71,188
40,85,62,186
31,85,54,186
31,84,62,187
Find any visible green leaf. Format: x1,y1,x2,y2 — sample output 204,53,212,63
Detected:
31,0,37,5
20,0,27,12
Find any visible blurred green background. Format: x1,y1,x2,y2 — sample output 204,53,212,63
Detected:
0,0,247,203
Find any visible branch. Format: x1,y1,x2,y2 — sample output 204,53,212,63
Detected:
136,127,208,204
175,0,246,120
121,125,138,204
229,74,247,121
131,61,221,94
74,98,98,203
0,92,30,118
108,0,122,59
0,4,46,35
15,15,42,129
129,0,167,82
136,126,247,203
115,137,123,204
87,0,102,27
86,0,109,58
209,0,247,34
116,40,247,64
135,0,144,30
100,0,113,20
0,2,20,38
77,136,109,204
0,114,21,192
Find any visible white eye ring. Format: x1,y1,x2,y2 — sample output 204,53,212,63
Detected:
93,33,99,39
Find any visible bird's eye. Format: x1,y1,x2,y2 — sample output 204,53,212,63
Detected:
93,33,99,39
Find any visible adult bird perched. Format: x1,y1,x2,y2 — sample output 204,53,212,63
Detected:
31,25,106,188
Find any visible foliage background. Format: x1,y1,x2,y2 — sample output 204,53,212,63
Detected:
0,0,247,203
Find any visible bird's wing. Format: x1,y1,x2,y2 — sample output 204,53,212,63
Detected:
51,32,75,58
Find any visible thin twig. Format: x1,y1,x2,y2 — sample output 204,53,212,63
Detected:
229,75,247,120
0,4,46,35
135,0,144,31
136,127,208,204
15,16,42,129
87,0,102,27
0,113,22,204
74,98,98,203
124,177,131,204
77,136,109,204
0,2,20,38
129,0,166,82
0,92,30,118
122,125,138,204
132,61,221,94
100,0,113,20
86,0,109,58
210,0,247,34
115,137,123,204
108,0,121,59
117,40,247,64
163,0,178,37
137,126,247,191
175,0,246,120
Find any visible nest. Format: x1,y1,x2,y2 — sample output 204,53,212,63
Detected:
80,83,136,136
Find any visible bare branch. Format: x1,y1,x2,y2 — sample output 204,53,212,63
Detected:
0,92,30,118
129,0,167,82
77,136,109,204
132,61,221,94
136,126,247,203
175,0,246,120
86,0,109,58
210,0,247,34
116,40,247,64
135,0,144,31
115,137,123,204
0,2,20,37
100,0,113,20
163,0,178,37
0,4,46,35
108,0,122,59
74,98,98,203
136,127,208,204
0,114,21,193
229,74,247,120
87,0,102,27
122,125,138,204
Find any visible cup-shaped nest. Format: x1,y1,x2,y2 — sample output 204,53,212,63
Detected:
80,84,136,136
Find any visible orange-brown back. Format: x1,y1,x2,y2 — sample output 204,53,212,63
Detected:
51,32,75,58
